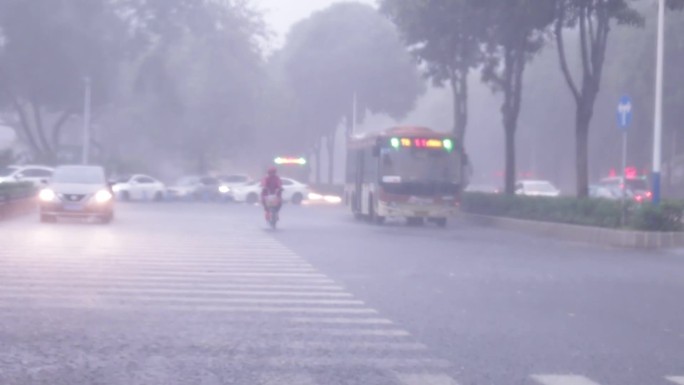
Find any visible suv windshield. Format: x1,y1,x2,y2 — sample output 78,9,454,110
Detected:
52,167,105,184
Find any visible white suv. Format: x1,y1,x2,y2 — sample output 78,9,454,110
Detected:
0,165,54,186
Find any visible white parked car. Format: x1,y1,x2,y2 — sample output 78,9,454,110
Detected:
217,174,253,201
232,177,309,205
0,165,54,186
515,180,561,197
112,174,166,201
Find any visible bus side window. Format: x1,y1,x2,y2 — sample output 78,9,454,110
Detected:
364,147,376,183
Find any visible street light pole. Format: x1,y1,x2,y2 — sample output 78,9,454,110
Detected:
82,77,92,165
652,0,666,204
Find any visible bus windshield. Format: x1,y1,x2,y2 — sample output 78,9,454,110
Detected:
380,148,460,183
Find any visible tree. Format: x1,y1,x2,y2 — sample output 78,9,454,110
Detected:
479,0,556,194
554,0,645,197
99,0,266,173
279,2,423,184
380,0,484,149
0,0,126,162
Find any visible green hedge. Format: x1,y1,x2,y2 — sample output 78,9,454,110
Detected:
0,182,37,201
462,193,684,232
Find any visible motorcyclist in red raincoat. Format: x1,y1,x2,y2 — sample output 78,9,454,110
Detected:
261,167,283,217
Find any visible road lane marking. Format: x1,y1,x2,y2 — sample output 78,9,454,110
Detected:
396,373,460,385
290,317,394,325
532,375,602,385
667,377,684,385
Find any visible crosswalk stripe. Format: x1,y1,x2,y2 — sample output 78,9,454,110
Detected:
286,328,411,337
259,373,318,385
0,303,379,314
0,293,365,306
396,373,460,385
1,274,337,284
667,377,684,385
259,356,451,369
532,375,602,385
0,287,354,297
0,280,345,291
283,341,428,351
289,317,393,325
0,271,329,278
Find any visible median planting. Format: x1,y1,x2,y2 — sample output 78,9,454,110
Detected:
462,193,684,232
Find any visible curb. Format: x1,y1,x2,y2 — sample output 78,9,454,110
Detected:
462,213,684,249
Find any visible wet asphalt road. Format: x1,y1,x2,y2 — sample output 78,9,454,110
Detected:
1,202,683,385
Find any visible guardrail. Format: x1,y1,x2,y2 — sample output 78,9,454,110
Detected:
0,182,38,220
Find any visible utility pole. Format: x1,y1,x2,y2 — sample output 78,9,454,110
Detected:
652,0,666,204
82,77,92,165
351,92,357,137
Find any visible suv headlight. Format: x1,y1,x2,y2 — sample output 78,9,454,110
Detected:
39,189,56,202
94,190,113,203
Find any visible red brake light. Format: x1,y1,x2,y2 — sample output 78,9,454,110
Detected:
646,191,653,198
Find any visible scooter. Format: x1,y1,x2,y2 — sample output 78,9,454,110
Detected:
264,194,281,229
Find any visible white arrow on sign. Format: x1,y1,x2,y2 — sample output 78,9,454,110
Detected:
618,100,632,128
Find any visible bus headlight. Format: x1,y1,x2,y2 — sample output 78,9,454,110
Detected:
39,189,56,202
94,190,113,203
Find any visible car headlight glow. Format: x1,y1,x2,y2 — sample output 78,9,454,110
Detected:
308,193,323,201
95,190,113,203
219,185,230,194
39,189,56,202
112,184,122,192
323,195,342,204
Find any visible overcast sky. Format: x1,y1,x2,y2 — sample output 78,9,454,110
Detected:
254,0,376,48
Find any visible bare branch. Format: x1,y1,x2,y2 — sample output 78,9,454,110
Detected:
554,2,581,103
51,109,76,148
30,99,52,156
578,5,593,80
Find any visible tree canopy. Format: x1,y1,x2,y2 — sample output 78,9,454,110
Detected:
278,2,423,182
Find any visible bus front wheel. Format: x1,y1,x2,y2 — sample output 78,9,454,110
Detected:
369,197,385,225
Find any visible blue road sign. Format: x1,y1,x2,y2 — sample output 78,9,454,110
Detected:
617,95,633,130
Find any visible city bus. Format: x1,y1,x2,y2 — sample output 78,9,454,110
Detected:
345,126,463,226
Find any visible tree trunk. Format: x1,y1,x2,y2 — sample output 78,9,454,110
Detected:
555,2,610,197
505,126,516,194
450,68,469,146
500,43,526,195
326,131,336,185
575,107,592,197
